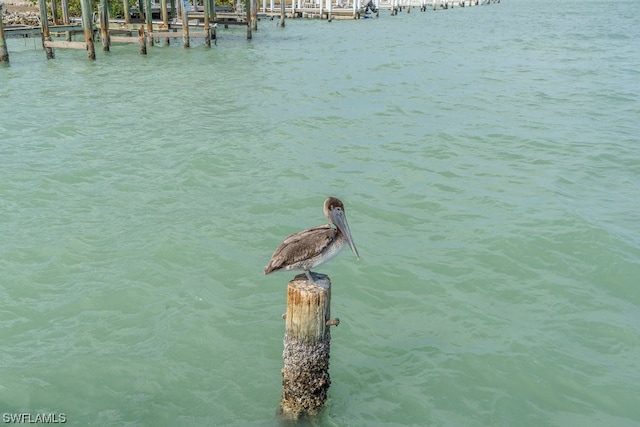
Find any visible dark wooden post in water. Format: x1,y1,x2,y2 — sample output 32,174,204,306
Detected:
245,0,251,39
209,0,216,43
138,25,147,54
144,0,154,46
251,0,257,31
37,0,55,59
100,0,110,51
203,0,211,47
80,0,96,59
0,3,9,63
279,273,336,419
181,0,189,47
160,0,170,45
279,0,285,27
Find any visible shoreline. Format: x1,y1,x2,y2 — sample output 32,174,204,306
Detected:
2,0,40,26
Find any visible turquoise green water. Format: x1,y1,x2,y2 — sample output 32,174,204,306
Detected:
2,0,639,425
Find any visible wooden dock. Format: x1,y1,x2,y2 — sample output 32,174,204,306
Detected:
0,0,500,63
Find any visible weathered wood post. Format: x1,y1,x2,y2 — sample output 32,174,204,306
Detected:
144,0,154,46
123,0,129,24
51,0,59,25
251,0,257,30
100,0,110,51
279,0,285,27
0,3,9,63
203,0,210,47
180,0,189,47
37,0,55,59
209,0,216,44
138,25,146,54
161,0,170,45
80,0,96,59
279,273,337,419
245,0,251,39
61,0,70,22
61,0,71,40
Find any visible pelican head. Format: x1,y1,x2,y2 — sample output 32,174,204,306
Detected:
324,197,360,259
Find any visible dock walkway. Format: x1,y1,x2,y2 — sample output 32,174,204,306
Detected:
0,0,501,62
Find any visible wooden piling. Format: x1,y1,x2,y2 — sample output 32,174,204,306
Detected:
123,0,130,24
100,0,110,51
209,0,216,21
144,0,154,46
51,0,59,25
61,0,71,40
245,0,252,39
161,0,170,45
80,0,95,59
203,0,211,47
62,0,70,23
138,25,147,54
279,0,285,27
209,0,216,44
251,0,258,30
279,273,334,420
0,3,8,63
37,0,55,59
181,0,189,47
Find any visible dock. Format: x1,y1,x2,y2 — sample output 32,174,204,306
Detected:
0,0,501,63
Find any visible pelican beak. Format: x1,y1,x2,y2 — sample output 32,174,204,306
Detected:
329,208,360,260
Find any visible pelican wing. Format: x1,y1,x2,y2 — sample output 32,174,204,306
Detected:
264,225,336,274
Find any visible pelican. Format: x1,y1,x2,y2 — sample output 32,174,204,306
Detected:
264,197,360,283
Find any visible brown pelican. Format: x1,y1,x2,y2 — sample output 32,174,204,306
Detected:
264,197,360,283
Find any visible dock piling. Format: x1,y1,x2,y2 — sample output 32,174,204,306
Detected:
61,0,71,40
0,3,8,63
161,0,170,45
144,0,154,46
100,0,110,51
251,0,257,30
181,0,189,47
51,0,59,25
37,0,55,58
138,26,146,54
203,0,211,47
279,0,285,26
245,0,252,39
80,0,96,58
279,273,334,420
123,0,130,24
62,0,70,24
